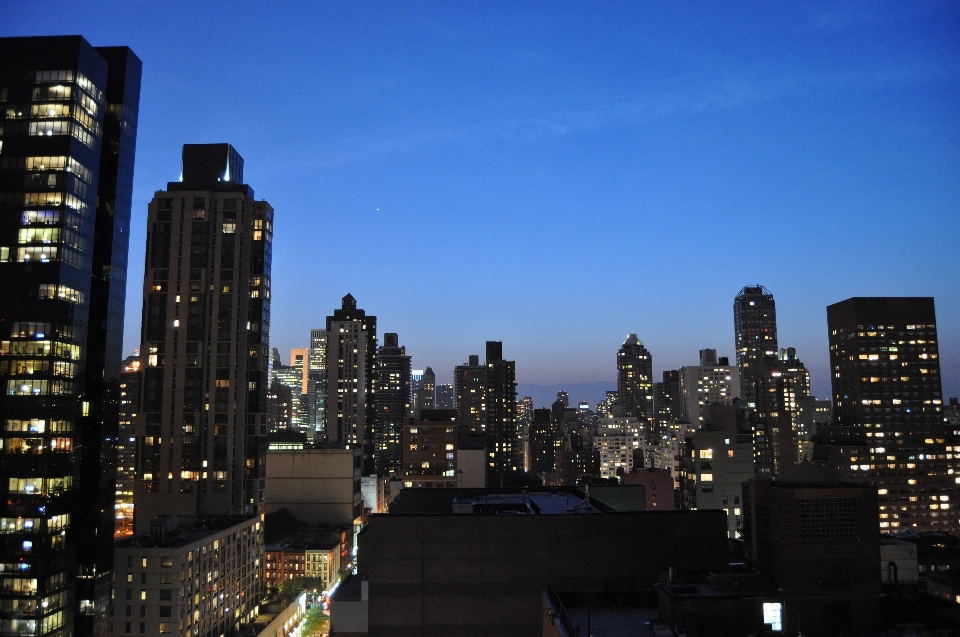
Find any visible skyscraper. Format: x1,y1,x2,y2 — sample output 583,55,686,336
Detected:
484,341,519,487
414,366,435,416
824,297,956,533
325,294,377,472
374,333,410,475
0,35,141,637
116,352,141,537
454,354,487,434
308,328,327,431
617,334,654,421
734,285,778,408
134,143,271,531
653,370,681,434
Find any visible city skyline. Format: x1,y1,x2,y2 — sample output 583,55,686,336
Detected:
3,2,958,402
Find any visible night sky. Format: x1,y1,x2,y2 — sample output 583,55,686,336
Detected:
4,2,959,407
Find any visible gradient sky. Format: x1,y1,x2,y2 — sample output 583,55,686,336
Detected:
4,2,959,406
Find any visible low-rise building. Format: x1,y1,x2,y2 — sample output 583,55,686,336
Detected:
621,467,675,510
112,515,263,637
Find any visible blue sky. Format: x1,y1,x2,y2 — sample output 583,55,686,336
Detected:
4,2,959,405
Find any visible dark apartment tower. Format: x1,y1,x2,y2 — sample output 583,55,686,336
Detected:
0,36,141,637
528,408,557,477
374,333,411,475
556,390,569,408
617,334,654,421
485,341,520,487
734,285,778,408
653,370,681,434
826,297,956,533
325,294,377,472
415,366,436,416
435,383,454,410
454,354,487,434
134,144,271,533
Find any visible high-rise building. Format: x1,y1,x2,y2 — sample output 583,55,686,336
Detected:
307,329,327,431
374,332,410,475
734,285,778,408
454,354,487,434
435,383,454,410
0,36,141,637
556,390,569,408
752,347,812,476
823,297,956,533
484,341,520,487
271,356,303,430
414,366,435,416
617,334,654,421
596,390,619,418
325,294,377,472
679,349,741,425
116,352,141,538
528,408,557,478
133,143,271,532
653,370,681,433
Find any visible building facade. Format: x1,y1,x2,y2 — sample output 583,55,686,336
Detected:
400,410,459,488
824,297,956,533
264,447,362,525
0,35,141,637
484,341,520,487
616,334,653,421
307,329,326,432
373,333,410,475
679,349,741,425
453,354,486,434
595,416,642,479
112,516,263,637
116,352,141,538
324,294,377,472
734,285,778,408
133,144,271,532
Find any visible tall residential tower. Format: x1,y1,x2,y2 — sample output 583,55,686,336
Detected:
324,294,377,472
617,334,653,421
734,285,778,408
133,144,272,531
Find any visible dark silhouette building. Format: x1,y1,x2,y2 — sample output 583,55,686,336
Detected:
734,285,778,408
133,144,271,532
0,35,141,637
374,332,410,475
484,341,519,487
822,297,956,533
527,408,557,478
414,366,435,416
324,294,377,472
617,334,653,421
116,352,141,537
654,369,681,434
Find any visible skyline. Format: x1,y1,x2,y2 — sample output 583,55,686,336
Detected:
4,2,958,402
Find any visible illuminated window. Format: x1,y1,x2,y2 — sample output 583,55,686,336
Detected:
762,602,782,631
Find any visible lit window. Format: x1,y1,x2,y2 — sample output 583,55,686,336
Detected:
762,602,782,631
